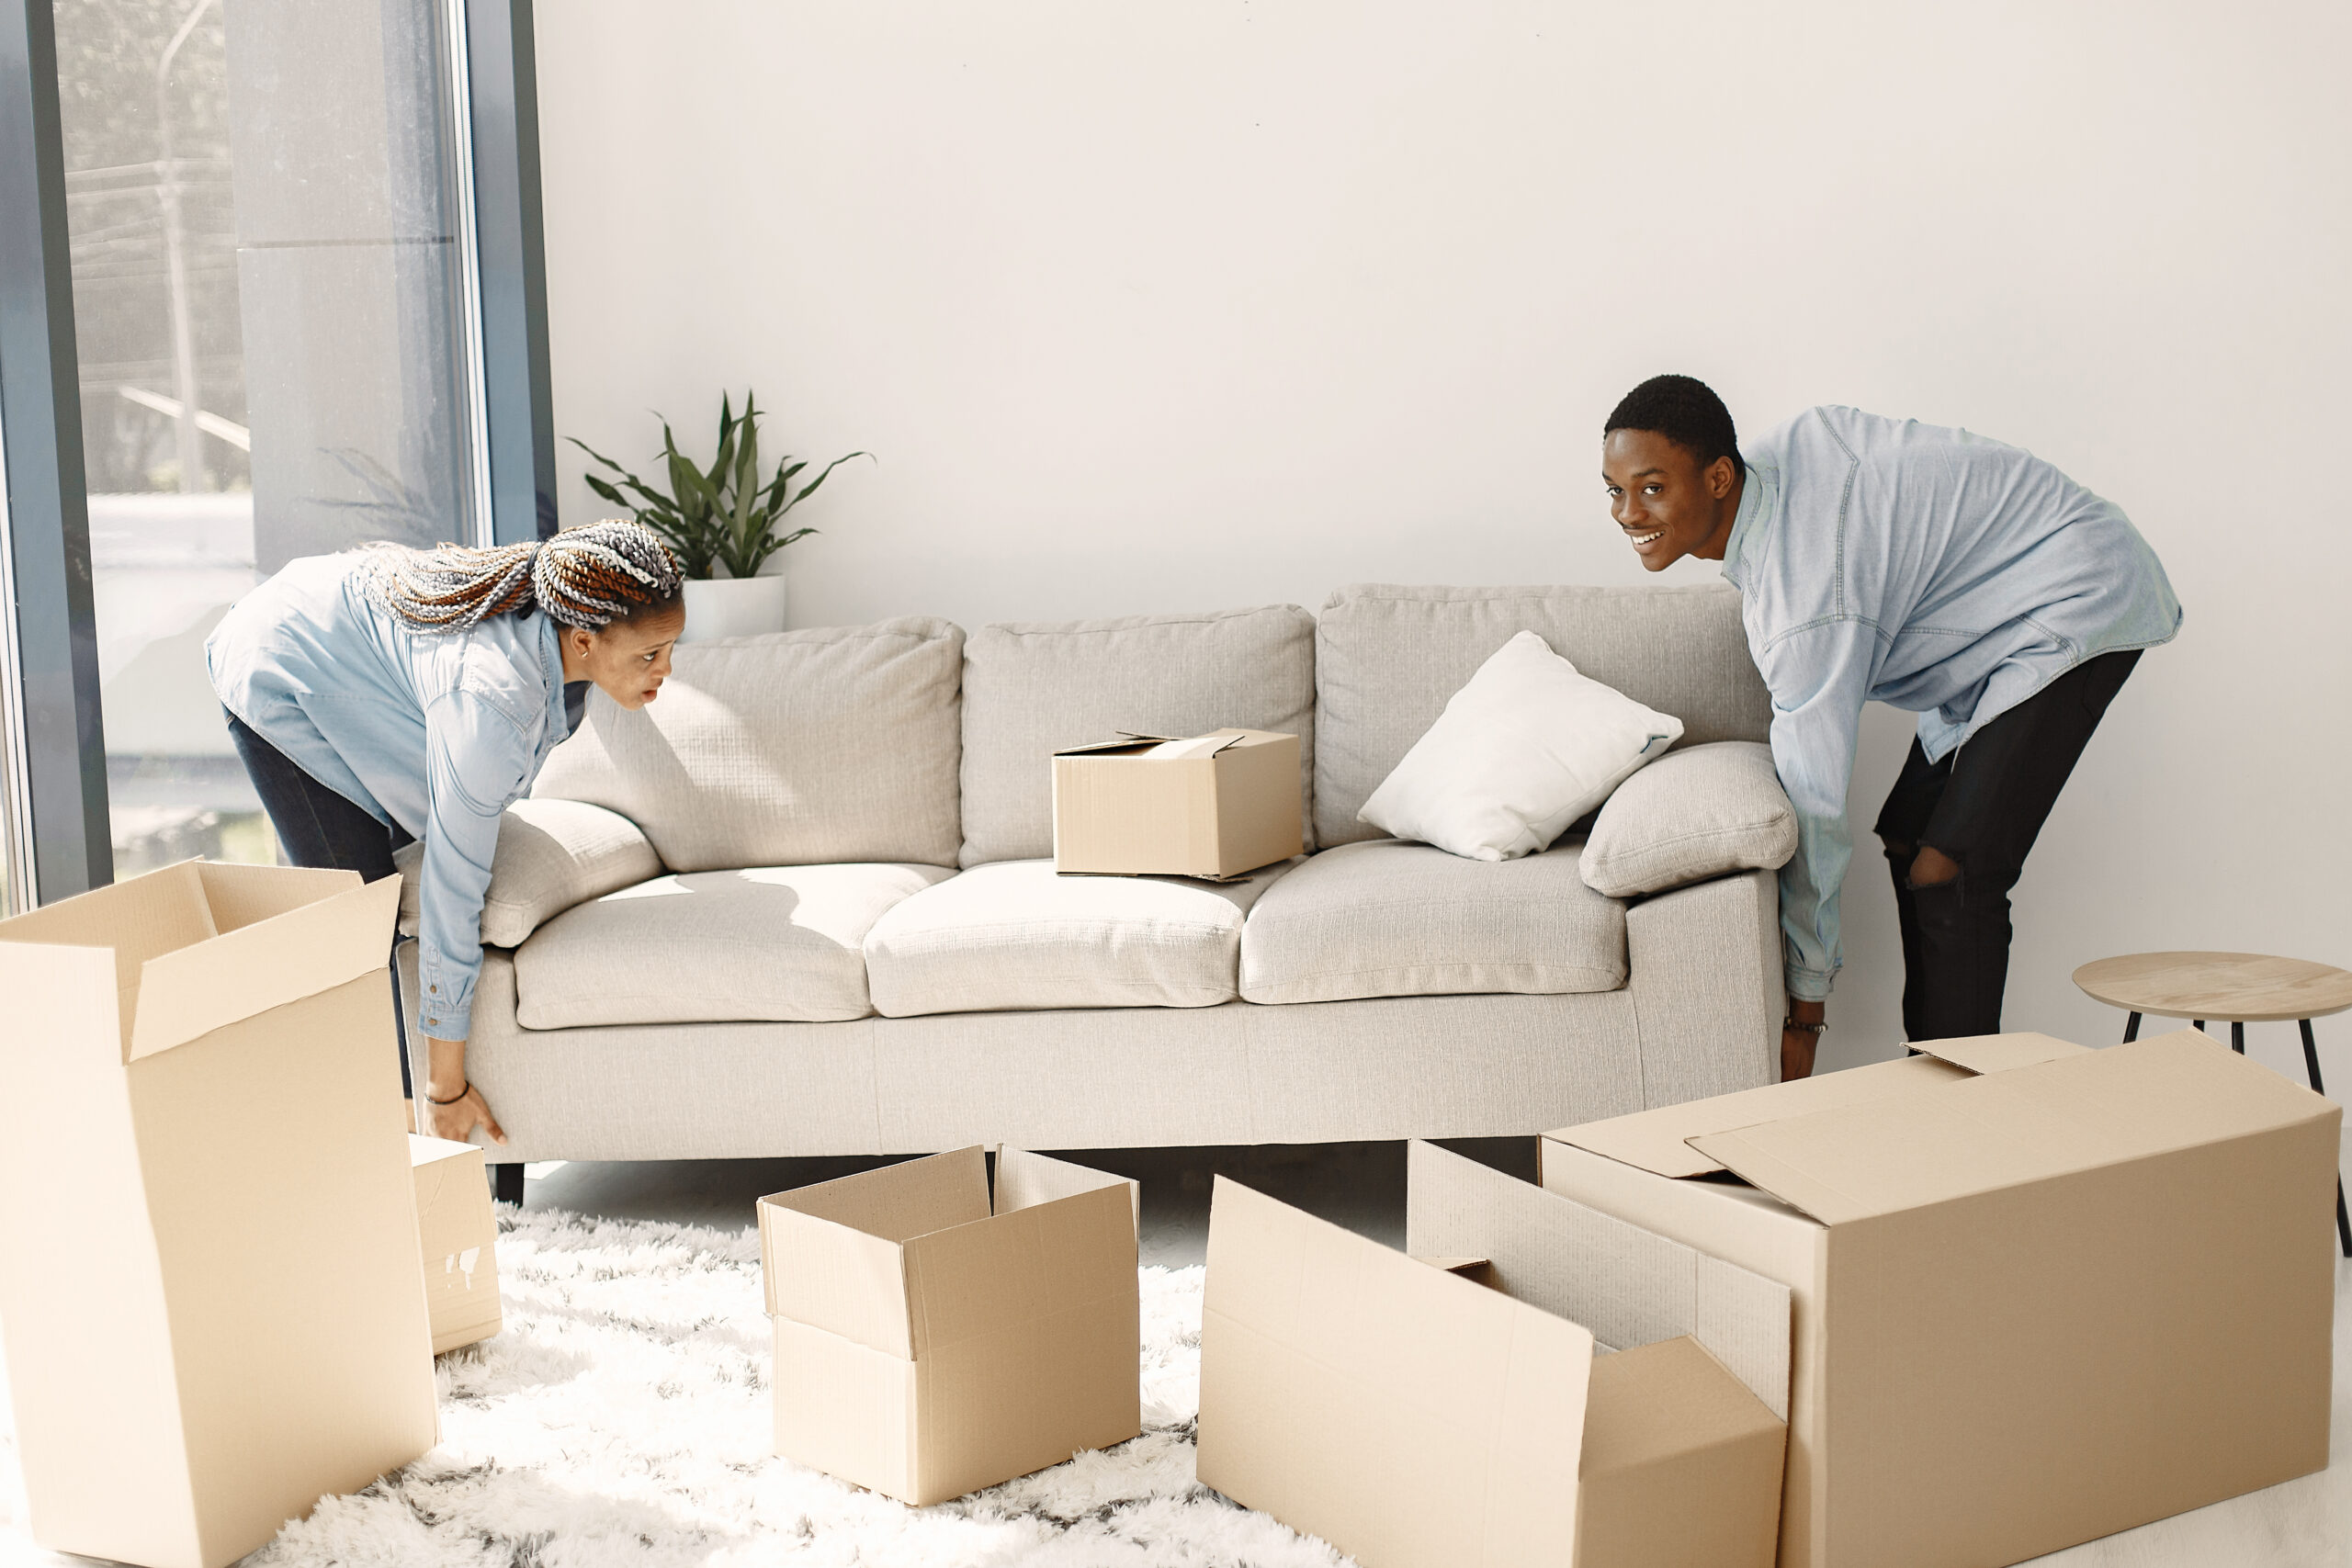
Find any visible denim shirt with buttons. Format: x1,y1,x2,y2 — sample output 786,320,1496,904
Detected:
1719,407,2182,1005
207,553,578,1041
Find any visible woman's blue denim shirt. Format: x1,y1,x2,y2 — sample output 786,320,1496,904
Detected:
207,553,572,1041
1720,407,2181,1004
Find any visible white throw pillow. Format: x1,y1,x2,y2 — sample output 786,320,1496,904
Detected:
1357,631,1684,862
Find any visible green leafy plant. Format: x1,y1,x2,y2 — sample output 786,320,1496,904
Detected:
568,391,867,581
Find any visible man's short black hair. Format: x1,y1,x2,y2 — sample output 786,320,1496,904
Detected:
1605,374,1744,479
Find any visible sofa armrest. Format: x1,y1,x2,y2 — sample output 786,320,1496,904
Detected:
1581,740,1796,898
1625,867,1781,1106
394,797,662,947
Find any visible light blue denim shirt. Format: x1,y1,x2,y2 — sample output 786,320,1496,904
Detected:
1720,407,2182,1003
207,553,573,1041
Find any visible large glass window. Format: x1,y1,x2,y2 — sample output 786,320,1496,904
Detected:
53,0,483,877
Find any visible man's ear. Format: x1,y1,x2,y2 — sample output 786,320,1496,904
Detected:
1708,455,1737,498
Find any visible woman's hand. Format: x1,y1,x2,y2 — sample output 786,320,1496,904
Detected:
424,1034,508,1145
1781,998,1826,1081
426,1080,508,1145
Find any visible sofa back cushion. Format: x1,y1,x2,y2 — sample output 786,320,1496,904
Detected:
958,604,1316,867
1314,583,1770,848
534,616,964,872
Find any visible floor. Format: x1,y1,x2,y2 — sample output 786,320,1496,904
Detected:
523,1135,1538,1265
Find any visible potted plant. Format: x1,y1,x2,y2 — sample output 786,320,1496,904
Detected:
569,391,866,641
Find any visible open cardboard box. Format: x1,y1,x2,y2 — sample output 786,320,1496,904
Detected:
758,1145,1142,1505
0,861,436,1568
411,1134,501,1354
1199,1140,1791,1568
1052,728,1302,880
1541,1029,2342,1568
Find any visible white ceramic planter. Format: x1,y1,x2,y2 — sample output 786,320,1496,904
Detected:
679,573,789,642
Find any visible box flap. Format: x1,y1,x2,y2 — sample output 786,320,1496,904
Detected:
994,1147,1142,1233
1413,1255,1494,1276
1053,736,1176,758
901,1179,1136,1361
1545,1055,1970,1179
758,1148,991,1359
1406,1140,1791,1420
1690,1030,2333,1226
1911,1032,2092,1076
194,861,365,933
127,874,398,1062
1198,1177,1591,1565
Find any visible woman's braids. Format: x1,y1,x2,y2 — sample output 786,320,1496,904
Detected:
366,519,683,635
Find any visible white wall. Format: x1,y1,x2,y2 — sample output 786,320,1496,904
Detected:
537,0,2352,1077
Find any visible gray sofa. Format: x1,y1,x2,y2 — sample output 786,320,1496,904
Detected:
398,581,1787,1169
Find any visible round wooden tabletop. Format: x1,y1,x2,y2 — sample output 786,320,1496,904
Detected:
2072,952,2352,1022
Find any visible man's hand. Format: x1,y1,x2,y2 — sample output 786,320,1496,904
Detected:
1781,998,1825,1081
424,1034,508,1145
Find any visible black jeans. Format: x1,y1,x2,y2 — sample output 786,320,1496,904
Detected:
225,710,417,1097
1871,650,2142,1044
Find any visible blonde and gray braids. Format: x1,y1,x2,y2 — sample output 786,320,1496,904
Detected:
366,519,683,634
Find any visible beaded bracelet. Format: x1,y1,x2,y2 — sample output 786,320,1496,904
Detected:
1782,1018,1826,1035
426,1079,472,1106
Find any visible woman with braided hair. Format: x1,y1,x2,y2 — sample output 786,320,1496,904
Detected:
207,520,685,1146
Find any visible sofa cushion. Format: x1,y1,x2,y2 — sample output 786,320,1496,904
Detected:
1314,584,1770,849
395,797,663,947
1581,741,1798,897
958,604,1316,868
514,863,955,1028
532,616,964,873
1238,838,1626,1005
864,858,1297,1017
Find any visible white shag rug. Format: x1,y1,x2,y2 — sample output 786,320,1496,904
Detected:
6,1208,2347,1567
0,1204,1345,1568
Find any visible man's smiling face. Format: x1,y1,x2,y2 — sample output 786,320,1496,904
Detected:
1602,427,1741,571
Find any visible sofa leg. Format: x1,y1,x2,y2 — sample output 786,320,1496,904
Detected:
492,1163,525,1205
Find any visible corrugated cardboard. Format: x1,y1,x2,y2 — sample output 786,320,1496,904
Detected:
0,861,437,1568
1197,1141,1789,1568
1541,1030,2342,1568
1053,728,1302,880
758,1145,1142,1505
410,1134,502,1354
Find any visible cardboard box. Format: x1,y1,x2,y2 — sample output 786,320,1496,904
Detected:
1540,1030,2342,1568
1053,728,1302,880
758,1145,1142,1504
0,861,437,1568
1198,1140,1790,1568
411,1134,502,1354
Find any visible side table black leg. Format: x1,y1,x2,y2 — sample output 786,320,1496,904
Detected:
2296,1019,2351,1259
2122,1011,2141,1043
2192,1020,2205,1034
2231,1021,2246,1055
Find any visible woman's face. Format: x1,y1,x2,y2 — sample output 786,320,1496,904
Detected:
568,607,685,710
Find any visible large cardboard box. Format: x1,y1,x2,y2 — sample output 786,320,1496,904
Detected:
1540,1030,2342,1568
411,1134,502,1354
0,861,437,1568
758,1145,1142,1504
1053,728,1302,880
1199,1140,1791,1568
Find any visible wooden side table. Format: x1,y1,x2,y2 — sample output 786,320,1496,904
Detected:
2074,951,2352,1258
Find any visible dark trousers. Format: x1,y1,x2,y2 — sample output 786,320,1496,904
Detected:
225,711,417,1097
1871,650,2141,1044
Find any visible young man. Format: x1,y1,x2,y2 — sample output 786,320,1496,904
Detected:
1600,376,2180,1079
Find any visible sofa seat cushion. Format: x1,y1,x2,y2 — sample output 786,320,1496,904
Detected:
514,863,955,1028
1238,838,1626,1005
864,859,1297,1018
